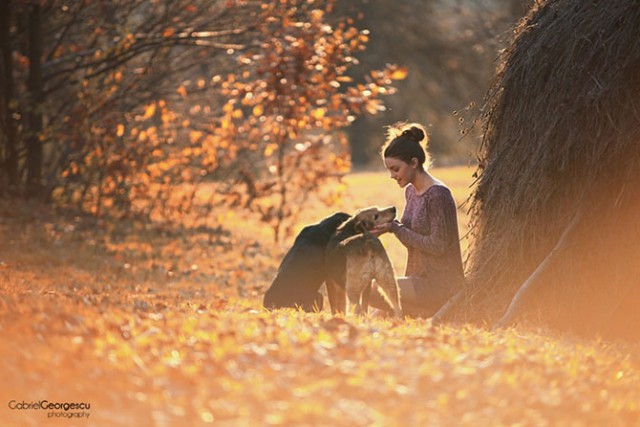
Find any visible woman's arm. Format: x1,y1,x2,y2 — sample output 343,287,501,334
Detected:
392,186,457,256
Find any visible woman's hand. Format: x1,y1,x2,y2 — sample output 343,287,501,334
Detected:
370,220,397,236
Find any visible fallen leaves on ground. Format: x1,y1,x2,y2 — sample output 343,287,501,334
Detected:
1,190,640,426
2,279,640,426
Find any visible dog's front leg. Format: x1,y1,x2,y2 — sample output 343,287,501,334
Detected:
326,280,346,315
359,280,373,316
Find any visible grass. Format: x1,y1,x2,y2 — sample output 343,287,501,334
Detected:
1,165,640,427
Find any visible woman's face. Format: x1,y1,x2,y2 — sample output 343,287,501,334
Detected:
384,156,417,188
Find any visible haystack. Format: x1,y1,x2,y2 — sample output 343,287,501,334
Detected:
433,0,640,339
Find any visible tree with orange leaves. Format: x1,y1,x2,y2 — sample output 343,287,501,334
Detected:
206,0,406,240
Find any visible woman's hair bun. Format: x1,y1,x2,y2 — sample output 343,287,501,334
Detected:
402,126,425,142
381,121,431,168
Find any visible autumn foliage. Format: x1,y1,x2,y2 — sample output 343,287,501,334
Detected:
208,0,406,239
1,0,404,240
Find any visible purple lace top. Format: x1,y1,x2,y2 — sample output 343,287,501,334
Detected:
391,184,465,301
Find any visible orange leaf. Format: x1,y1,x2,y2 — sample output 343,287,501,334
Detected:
189,131,203,144
390,66,408,80
312,108,325,120
264,144,277,157
142,104,156,120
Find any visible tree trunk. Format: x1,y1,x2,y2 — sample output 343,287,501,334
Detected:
26,2,44,199
0,0,18,192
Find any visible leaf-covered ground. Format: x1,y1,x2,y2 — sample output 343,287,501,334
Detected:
2,168,640,426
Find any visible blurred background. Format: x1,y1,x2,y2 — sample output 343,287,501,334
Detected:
337,0,532,166
0,0,532,238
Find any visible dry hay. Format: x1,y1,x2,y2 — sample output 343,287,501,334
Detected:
435,0,640,339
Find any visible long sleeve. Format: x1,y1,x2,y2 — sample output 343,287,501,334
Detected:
391,183,465,308
392,186,458,256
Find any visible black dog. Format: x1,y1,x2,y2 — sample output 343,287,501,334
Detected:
263,212,350,312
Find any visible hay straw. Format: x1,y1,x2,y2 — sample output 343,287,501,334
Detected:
439,0,640,337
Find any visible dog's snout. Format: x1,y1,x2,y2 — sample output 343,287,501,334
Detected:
383,206,396,216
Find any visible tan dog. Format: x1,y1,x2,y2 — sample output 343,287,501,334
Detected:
325,206,403,318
